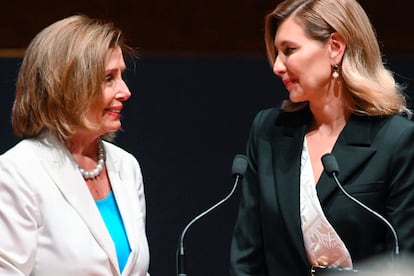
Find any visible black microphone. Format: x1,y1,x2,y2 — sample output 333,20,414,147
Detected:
176,154,248,276
321,153,400,271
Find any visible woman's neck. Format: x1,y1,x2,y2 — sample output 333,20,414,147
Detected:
66,133,101,158
308,97,351,136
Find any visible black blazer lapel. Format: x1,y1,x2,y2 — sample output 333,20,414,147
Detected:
271,108,312,265
317,115,377,204
270,110,377,265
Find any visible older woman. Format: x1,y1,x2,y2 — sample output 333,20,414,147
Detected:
0,15,149,276
230,0,414,275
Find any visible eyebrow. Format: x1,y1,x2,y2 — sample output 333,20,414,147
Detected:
105,66,126,74
275,38,294,46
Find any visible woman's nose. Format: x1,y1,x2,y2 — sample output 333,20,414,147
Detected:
273,55,286,76
116,79,131,101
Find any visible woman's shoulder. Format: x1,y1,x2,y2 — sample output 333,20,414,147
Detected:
371,114,414,154
0,139,49,176
358,114,414,148
388,113,414,126
383,114,414,137
0,139,37,160
252,104,311,129
254,107,281,122
370,113,414,131
102,140,137,162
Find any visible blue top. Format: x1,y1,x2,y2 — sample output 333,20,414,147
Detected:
96,191,131,272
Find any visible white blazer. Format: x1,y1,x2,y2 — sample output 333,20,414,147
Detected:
0,131,150,276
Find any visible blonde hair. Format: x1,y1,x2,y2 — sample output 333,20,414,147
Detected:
12,14,134,142
265,0,410,116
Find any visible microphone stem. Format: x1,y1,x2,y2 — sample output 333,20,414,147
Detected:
179,174,241,249
332,173,400,257
177,174,241,276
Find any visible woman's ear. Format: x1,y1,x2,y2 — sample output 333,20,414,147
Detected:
329,32,346,63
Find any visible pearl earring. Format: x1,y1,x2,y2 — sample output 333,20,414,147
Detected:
332,64,340,79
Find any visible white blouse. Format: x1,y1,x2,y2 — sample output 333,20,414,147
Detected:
300,137,353,268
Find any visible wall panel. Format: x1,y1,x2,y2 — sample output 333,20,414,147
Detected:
0,0,413,56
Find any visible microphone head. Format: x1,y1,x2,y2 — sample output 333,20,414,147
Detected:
232,154,248,177
321,153,340,177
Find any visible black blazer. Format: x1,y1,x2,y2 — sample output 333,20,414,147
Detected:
230,106,414,276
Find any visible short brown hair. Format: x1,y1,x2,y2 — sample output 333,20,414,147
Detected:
12,14,134,142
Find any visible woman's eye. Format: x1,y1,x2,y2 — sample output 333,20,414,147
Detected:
105,75,114,83
284,47,295,55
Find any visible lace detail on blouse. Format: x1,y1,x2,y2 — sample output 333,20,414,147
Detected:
300,137,352,268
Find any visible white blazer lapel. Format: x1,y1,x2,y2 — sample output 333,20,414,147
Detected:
35,132,120,274
106,151,138,237
105,145,144,274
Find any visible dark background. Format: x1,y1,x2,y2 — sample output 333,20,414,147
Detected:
0,0,413,55
1,1,413,275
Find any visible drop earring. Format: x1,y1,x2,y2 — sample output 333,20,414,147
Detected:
332,64,340,79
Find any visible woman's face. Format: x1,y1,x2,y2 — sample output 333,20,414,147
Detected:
87,46,131,136
273,16,332,104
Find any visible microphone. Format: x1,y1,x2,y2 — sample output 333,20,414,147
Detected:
176,154,248,276
321,153,400,271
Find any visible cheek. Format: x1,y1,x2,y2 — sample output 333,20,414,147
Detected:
87,108,102,122
294,58,331,85
285,55,315,78
101,89,115,106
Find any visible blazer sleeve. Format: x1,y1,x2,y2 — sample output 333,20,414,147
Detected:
386,122,414,255
0,155,38,275
230,109,273,276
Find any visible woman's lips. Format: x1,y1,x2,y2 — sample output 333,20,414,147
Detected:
283,79,292,89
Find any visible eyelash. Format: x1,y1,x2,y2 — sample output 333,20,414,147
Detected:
105,71,127,84
284,47,295,55
105,75,114,83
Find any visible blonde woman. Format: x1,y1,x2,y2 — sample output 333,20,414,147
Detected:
230,0,414,275
0,15,149,276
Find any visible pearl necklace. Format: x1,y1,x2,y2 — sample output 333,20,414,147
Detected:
77,140,105,179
